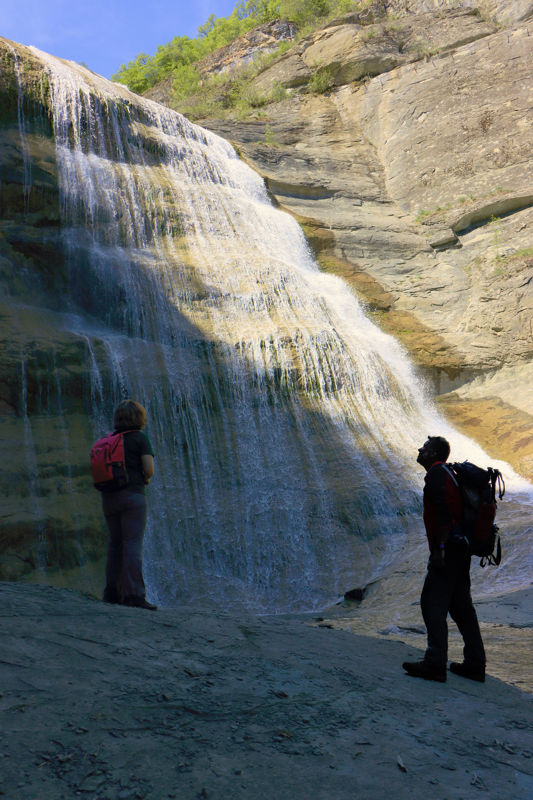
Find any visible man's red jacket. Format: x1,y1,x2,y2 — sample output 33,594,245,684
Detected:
423,461,463,551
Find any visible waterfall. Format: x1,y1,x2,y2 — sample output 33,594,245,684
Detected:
5,43,532,611
8,44,32,213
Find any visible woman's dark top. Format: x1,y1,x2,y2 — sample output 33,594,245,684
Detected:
114,428,155,494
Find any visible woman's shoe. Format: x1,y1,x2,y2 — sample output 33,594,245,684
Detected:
103,587,120,604
123,595,157,611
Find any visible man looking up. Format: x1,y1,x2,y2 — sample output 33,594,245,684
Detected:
402,436,486,683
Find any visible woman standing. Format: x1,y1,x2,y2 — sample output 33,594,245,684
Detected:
101,399,156,610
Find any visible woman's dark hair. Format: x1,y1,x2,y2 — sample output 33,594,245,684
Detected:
428,435,450,462
113,399,147,430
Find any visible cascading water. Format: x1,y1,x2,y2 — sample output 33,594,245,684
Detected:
4,42,532,611
7,44,32,213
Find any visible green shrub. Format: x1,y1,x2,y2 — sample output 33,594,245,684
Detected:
268,81,288,102
410,38,441,59
172,64,201,99
264,123,282,145
308,66,334,93
278,0,331,26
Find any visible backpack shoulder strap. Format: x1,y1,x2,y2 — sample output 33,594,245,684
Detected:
441,463,459,488
488,467,505,500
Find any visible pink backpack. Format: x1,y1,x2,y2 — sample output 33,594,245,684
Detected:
90,430,133,492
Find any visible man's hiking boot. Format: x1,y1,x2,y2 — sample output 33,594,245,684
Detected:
449,661,485,683
402,660,447,683
123,595,158,611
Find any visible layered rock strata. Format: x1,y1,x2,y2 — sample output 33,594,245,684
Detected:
171,1,533,477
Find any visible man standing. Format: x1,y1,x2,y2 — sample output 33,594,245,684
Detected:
402,436,486,683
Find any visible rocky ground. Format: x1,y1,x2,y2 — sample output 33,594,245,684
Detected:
2,581,533,800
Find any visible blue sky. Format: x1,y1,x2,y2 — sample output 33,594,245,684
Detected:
1,0,239,79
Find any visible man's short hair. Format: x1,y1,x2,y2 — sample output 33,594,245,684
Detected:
428,436,450,462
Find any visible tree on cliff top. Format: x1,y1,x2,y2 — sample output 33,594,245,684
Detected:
112,0,356,94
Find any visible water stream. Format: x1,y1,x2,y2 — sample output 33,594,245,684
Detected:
6,44,532,611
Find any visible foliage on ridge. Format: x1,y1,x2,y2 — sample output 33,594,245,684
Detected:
112,0,359,95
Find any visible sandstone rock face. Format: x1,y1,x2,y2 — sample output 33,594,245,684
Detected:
183,5,533,478
387,0,533,25
198,20,297,77
300,23,404,84
344,21,533,371
252,52,312,90
354,24,532,221
252,7,496,89
0,44,108,582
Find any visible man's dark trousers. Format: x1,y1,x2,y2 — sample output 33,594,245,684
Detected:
421,544,485,669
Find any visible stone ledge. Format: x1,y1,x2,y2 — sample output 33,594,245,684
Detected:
427,227,459,249
451,195,533,233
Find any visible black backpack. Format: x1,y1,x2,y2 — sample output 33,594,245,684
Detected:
445,461,505,567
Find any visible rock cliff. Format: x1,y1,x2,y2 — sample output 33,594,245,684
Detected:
165,0,533,478
0,44,124,583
